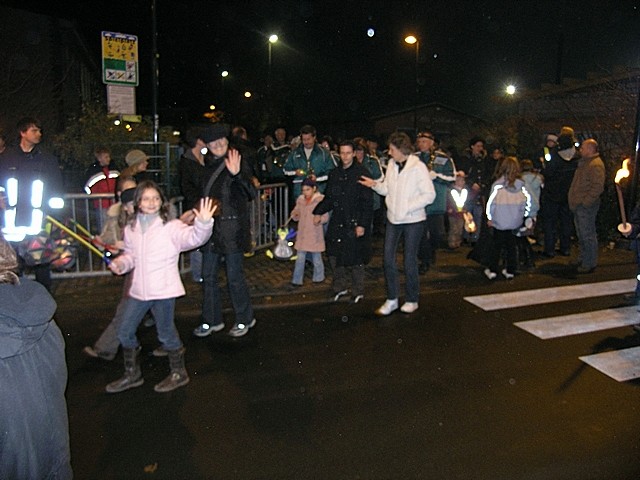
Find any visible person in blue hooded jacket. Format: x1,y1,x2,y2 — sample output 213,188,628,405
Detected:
0,235,72,479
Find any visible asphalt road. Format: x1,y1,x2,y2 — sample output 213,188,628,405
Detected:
56,251,640,479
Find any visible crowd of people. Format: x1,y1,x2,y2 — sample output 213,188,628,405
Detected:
0,116,614,477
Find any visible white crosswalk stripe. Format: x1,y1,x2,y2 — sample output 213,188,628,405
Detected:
464,279,634,311
464,279,640,382
514,306,639,339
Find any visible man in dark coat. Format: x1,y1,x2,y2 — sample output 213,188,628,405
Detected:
192,124,258,338
541,128,578,257
314,140,373,304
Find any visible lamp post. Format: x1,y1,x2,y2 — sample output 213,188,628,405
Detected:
221,70,229,109
404,35,420,133
268,34,278,87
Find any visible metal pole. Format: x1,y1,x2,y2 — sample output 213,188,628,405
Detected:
413,41,419,134
628,84,640,210
151,0,159,143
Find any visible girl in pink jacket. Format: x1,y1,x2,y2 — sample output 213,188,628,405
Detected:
106,181,216,394
290,178,328,286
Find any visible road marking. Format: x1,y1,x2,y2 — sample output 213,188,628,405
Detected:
514,306,639,339
579,347,640,382
464,279,634,311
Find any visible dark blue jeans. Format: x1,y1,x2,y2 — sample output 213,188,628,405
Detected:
118,297,181,351
384,221,425,302
542,198,573,254
202,250,254,327
573,201,600,269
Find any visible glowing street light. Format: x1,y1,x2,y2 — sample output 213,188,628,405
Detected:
268,34,278,68
220,71,229,108
404,35,420,133
267,33,279,93
506,84,516,95
244,91,252,98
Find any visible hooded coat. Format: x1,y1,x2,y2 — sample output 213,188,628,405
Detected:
0,279,72,479
291,192,328,252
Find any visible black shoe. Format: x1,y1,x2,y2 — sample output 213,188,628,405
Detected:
350,294,364,304
332,290,348,302
576,265,595,274
541,251,555,259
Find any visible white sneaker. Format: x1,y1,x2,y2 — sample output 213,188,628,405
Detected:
400,302,419,314
228,318,256,338
501,269,514,280
376,299,398,316
193,322,225,338
484,268,497,280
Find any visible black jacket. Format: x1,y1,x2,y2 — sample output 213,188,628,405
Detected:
203,153,257,254
178,149,207,210
314,161,373,266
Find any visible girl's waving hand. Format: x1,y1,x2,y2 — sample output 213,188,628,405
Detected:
196,197,217,223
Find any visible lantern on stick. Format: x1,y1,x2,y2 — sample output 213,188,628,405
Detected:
615,158,631,235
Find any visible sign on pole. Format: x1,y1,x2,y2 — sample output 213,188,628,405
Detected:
102,31,138,86
107,85,136,114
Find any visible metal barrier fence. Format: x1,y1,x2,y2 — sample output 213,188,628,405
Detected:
49,183,289,278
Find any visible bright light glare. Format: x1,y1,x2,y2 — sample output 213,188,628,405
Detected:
404,35,418,45
209,104,216,110
114,119,121,126
244,91,252,98
269,34,278,44
221,70,229,78
506,84,516,95
367,28,375,38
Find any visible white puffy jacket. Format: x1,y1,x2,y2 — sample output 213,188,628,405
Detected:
373,154,435,224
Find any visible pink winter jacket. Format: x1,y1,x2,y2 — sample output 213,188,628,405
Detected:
113,215,213,301
291,193,328,252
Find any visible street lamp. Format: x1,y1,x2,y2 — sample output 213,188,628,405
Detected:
268,34,279,91
268,34,278,68
221,70,229,108
404,35,420,133
506,84,516,95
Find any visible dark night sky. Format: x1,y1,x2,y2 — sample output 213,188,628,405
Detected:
4,0,640,131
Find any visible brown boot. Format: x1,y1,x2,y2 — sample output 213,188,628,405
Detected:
106,347,144,393
154,347,190,393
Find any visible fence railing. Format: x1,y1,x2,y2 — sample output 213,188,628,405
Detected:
48,183,289,278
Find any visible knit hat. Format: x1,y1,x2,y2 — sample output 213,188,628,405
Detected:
559,126,575,138
302,177,317,188
125,149,149,167
201,124,228,143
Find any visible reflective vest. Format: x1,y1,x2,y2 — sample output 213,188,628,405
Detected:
1,177,64,242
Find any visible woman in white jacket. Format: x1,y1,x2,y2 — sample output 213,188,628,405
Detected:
359,132,435,315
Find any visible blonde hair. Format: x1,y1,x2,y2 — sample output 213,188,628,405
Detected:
496,156,521,187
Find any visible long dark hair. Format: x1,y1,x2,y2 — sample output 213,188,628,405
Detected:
128,180,171,228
